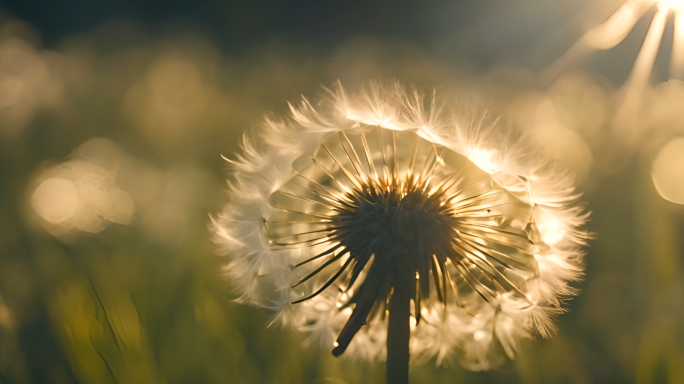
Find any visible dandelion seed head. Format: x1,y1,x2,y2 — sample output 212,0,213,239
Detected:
212,81,589,370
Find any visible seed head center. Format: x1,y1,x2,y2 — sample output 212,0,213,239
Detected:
335,188,453,265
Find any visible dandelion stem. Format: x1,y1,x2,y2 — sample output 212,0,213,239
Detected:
387,280,410,384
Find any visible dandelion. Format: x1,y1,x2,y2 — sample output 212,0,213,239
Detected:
212,82,589,383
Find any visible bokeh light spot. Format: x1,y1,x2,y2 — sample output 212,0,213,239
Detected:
652,137,684,204
31,178,79,224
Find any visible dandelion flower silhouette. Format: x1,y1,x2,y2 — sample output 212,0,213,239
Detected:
212,82,589,381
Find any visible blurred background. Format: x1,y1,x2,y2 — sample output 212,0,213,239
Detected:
1,0,684,383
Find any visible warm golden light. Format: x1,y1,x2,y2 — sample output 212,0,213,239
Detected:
544,0,684,83
29,138,136,234
651,137,684,204
672,11,684,78
537,215,566,246
658,0,684,13
31,178,79,224
468,148,502,174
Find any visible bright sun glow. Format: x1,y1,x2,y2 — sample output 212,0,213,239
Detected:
544,0,684,83
469,148,502,174
537,216,566,246
658,0,684,13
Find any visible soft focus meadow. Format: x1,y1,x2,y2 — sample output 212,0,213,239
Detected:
1,0,684,383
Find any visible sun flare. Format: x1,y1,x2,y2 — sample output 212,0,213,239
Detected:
544,0,684,83
658,0,684,13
